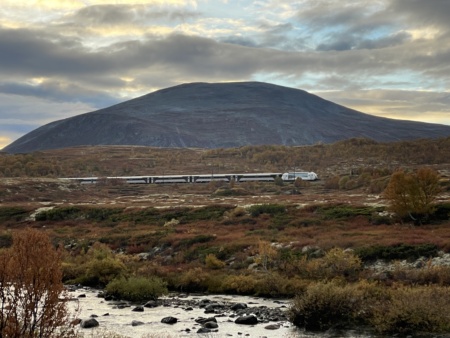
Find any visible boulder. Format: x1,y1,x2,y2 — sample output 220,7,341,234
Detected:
203,321,219,329
132,306,144,312
80,318,99,328
131,320,144,326
235,315,258,325
144,300,158,308
231,303,247,311
265,324,280,330
161,316,178,325
195,317,217,325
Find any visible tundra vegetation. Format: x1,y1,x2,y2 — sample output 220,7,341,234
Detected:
0,138,450,336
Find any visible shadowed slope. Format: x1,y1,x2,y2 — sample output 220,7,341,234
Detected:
4,82,450,153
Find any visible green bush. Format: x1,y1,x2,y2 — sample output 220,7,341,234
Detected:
248,204,286,217
355,244,439,262
0,207,29,222
315,204,375,220
106,276,167,302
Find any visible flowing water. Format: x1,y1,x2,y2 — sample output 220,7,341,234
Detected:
68,288,375,338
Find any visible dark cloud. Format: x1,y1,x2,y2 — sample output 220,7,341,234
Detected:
0,81,119,108
388,0,450,30
71,4,200,25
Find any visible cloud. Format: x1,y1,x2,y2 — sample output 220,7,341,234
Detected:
1,0,450,147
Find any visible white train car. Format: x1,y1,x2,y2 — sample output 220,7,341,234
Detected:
281,172,318,181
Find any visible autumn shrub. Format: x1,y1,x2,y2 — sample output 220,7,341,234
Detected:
384,167,441,223
0,228,74,337
176,267,210,292
205,253,226,269
63,242,127,286
255,272,309,297
371,286,450,334
296,248,362,281
288,280,377,331
222,274,258,295
385,264,450,286
105,276,168,302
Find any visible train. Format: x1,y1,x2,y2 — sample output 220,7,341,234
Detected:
66,171,318,184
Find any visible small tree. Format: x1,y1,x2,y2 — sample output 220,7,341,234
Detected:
0,228,74,337
384,168,441,223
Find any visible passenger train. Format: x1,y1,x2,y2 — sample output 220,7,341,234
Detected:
66,171,318,184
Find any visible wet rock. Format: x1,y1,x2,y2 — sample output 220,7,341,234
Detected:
80,318,99,328
144,300,158,308
132,306,144,312
231,303,247,311
265,324,280,330
78,294,86,298
203,321,219,329
195,317,217,325
131,320,144,326
197,327,211,333
235,315,258,325
161,316,178,324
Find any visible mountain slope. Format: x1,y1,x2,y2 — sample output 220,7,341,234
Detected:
4,82,450,153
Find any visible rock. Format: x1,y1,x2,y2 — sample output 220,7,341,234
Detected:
161,316,178,325
195,317,217,324
132,306,144,312
144,300,158,308
235,315,258,325
78,294,86,298
131,320,144,326
204,321,219,329
265,324,280,330
80,318,99,328
197,327,211,334
231,303,247,311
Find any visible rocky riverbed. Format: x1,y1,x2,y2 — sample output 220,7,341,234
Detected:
68,287,302,337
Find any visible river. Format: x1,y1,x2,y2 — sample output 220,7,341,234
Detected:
68,287,376,338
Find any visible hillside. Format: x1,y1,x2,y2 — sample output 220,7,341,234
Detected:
4,82,450,153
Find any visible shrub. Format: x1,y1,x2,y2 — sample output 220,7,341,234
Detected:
315,204,374,220
0,207,29,222
0,229,74,337
384,168,441,223
176,267,210,292
222,274,258,295
178,234,216,248
248,204,286,217
296,248,362,281
205,253,226,269
355,244,439,262
288,280,371,331
371,286,450,334
106,276,168,302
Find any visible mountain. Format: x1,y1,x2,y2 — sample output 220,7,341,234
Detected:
4,82,450,153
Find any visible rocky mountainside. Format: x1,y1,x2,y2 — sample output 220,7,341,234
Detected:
4,82,450,153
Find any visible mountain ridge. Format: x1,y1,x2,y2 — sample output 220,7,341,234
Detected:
4,81,450,153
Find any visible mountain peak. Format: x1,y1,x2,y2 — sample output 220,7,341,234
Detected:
4,82,450,153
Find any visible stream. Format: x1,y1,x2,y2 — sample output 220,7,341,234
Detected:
68,287,376,338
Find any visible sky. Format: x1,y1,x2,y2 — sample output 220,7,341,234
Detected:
1,0,450,149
